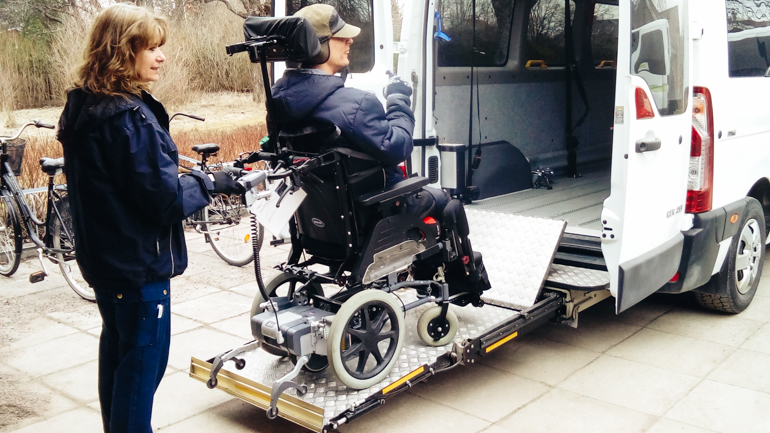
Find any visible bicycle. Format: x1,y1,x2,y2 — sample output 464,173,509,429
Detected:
182,143,261,266
167,111,262,266
0,120,93,301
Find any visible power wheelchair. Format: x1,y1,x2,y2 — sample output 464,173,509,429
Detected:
227,16,491,396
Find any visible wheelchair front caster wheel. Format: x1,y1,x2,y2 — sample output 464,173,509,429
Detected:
417,306,458,347
267,406,279,419
327,290,405,389
234,358,246,370
297,384,308,397
206,377,218,389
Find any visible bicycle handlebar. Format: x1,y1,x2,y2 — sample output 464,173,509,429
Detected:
0,120,55,142
169,112,205,122
221,165,247,177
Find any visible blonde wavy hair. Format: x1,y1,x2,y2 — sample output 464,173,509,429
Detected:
75,4,167,96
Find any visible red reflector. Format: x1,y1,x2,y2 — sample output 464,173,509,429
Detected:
635,87,655,119
686,190,712,214
423,216,437,225
399,163,408,178
690,126,702,157
669,272,679,283
244,167,253,171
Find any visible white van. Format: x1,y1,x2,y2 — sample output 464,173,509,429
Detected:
273,0,768,315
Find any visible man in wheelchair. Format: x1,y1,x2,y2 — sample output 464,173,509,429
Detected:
269,3,489,294
228,4,491,398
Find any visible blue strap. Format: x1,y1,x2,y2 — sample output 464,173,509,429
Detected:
434,11,451,41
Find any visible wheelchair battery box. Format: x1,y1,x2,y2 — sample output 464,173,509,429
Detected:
252,302,333,357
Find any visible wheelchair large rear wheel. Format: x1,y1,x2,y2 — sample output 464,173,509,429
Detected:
250,272,323,358
327,290,405,389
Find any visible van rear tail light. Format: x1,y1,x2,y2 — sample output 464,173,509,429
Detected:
635,87,655,119
686,87,714,213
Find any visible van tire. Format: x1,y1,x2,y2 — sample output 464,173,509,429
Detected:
695,198,765,313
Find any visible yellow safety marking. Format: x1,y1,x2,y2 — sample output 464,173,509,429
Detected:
382,366,425,395
244,234,251,243
485,331,518,353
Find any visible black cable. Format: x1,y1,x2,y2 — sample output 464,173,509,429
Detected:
252,212,282,348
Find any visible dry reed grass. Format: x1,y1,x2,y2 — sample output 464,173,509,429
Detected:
173,123,268,166
1,2,262,115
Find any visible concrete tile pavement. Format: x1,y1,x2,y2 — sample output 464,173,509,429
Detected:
0,231,768,433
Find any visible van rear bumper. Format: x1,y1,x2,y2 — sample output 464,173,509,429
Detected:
658,198,751,294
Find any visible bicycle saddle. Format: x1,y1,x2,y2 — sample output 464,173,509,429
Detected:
192,143,220,154
39,157,64,175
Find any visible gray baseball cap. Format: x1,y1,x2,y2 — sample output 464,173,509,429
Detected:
294,4,360,42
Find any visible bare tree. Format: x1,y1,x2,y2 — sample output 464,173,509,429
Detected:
527,0,565,43
391,0,402,41
202,0,270,19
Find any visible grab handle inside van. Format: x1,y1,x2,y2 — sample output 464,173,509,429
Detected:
635,138,661,153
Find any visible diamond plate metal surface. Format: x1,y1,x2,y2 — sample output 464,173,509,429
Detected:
546,264,610,290
232,290,518,427
466,209,566,309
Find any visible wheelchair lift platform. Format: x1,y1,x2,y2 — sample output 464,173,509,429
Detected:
190,211,610,432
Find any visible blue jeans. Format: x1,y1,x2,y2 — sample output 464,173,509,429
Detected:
94,281,171,433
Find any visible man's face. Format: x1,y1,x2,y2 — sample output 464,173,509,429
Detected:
327,37,353,74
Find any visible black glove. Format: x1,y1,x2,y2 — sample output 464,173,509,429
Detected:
383,74,412,98
210,171,245,196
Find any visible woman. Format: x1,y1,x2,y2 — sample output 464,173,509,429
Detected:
56,4,241,432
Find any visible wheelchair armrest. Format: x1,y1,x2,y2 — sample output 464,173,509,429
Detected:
356,176,430,207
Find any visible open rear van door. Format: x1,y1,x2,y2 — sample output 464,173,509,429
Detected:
602,0,692,313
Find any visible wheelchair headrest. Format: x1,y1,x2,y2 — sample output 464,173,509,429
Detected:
235,16,325,64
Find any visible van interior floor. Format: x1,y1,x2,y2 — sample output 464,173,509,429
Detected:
467,169,611,232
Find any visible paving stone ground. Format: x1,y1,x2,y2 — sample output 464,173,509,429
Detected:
2,230,769,433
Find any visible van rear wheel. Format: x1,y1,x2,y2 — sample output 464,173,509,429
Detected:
695,198,765,313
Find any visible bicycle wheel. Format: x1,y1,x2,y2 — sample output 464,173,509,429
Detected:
204,194,254,266
51,192,94,301
0,195,22,276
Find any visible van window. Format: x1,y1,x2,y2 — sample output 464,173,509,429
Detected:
436,0,514,67
525,0,575,67
630,0,688,116
726,1,770,77
592,3,618,68
286,0,374,73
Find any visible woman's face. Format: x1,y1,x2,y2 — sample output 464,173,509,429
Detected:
135,45,165,82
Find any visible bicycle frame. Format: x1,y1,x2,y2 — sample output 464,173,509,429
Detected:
1,161,73,256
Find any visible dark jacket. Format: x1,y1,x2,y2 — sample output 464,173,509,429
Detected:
57,88,211,292
271,68,415,185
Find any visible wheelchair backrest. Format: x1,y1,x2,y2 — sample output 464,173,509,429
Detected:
279,121,386,261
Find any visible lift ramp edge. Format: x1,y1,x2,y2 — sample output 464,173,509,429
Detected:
189,356,326,432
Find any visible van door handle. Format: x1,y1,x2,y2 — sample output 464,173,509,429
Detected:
635,138,661,153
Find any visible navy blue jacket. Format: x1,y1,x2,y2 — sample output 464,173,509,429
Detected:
57,88,211,292
272,69,415,185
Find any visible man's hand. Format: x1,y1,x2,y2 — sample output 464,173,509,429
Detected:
383,73,412,98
